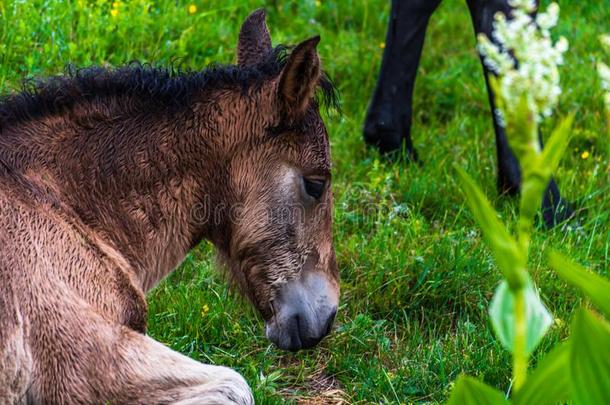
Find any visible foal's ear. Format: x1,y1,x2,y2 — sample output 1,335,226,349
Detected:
278,36,321,122
237,9,272,66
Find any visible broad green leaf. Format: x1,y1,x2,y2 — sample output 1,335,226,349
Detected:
455,166,526,289
548,251,610,319
489,280,552,355
570,309,610,405
447,375,509,405
513,342,571,405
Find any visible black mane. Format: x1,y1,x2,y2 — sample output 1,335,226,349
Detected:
0,46,338,127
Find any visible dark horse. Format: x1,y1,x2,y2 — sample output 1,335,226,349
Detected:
363,0,572,227
0,10,338,403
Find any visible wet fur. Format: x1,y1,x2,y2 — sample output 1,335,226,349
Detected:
0,9,338,404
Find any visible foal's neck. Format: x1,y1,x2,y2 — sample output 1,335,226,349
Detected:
11,96,234,290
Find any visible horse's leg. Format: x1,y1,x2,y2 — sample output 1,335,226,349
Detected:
28,292,253,404
363,0,442,157
540,141,573,228
110,330,254,405
466,0,573,227
465,0,522,195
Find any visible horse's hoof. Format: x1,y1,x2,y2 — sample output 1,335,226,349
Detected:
363,123,402,153
363,123,418,163
496,173,521,197
541,198,576,228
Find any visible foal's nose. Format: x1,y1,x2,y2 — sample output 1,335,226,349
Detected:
265,271,339,352
278,306,337,352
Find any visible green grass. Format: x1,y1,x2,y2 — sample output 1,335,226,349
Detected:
1,0,608,403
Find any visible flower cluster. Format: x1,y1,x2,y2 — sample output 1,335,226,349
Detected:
477,0,568,123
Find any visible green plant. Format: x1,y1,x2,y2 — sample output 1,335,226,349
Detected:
448,1,610,403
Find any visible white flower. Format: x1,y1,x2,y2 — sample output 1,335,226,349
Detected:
508,0,536,13
599,35,610,110
600,34,610,51
477,2,568,124
556,37,569,54
536,2,559,32
599,62,610,92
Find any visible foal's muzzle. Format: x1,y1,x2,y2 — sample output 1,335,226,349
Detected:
265,271,338,352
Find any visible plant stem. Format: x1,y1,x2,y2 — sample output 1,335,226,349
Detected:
513,286,528,392
517,215,532,254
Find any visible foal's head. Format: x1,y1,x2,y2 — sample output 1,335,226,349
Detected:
216,10,339,351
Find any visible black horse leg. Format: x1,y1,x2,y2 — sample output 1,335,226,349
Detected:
466,0,573,227
466,0,522,195
539,135,574,227
363,0,442,158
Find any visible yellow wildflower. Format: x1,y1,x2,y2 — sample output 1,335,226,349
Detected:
379,42,386,49
581,151,590,159
201,304,209,316
188,4,197,14
315,0,321,6
112,1,120,8
110,8,118,17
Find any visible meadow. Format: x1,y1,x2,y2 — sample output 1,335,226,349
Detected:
1,0,608,403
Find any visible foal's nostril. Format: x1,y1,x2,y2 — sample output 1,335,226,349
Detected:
297,309,337,350
285,313,303,352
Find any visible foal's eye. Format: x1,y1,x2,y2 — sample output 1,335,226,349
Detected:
303,177,326,200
